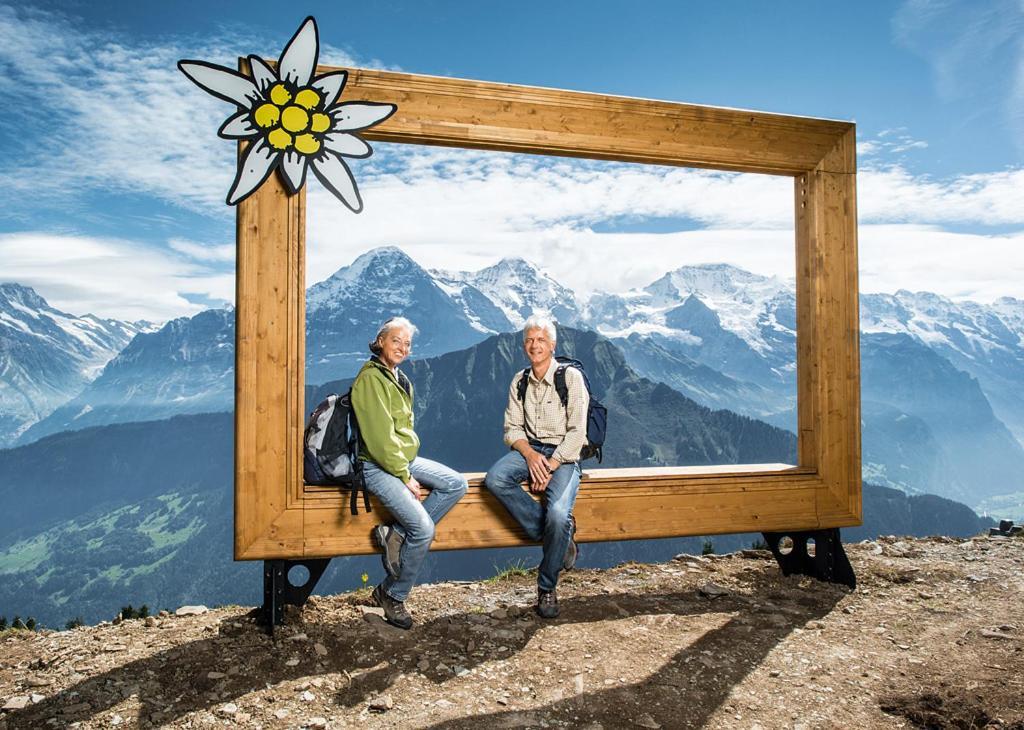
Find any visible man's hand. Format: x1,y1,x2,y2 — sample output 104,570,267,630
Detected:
405,475,421,498
524,449,551,492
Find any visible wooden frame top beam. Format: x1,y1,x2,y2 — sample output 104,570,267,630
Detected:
324,66,856,176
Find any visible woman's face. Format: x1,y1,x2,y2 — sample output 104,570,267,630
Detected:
378,326,412,369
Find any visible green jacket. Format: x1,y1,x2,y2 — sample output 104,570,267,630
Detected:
350,358,419,482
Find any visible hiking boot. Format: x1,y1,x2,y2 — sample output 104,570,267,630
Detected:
562,514,578,571
536,588,559,619
372,584,413,630
372,524,403,578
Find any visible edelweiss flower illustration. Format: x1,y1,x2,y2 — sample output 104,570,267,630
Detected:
178,17,396,211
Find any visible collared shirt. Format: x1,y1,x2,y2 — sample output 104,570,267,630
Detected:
503,359,590,463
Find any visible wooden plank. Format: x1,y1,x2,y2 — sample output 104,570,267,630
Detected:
316,66,855,176
234,157,307,560
302,480,822,557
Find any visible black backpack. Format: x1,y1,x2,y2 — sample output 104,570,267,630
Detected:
303,391,370,515
517,356,608,463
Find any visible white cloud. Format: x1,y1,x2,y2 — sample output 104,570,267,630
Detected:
0,233,233,321
168,238,234,262
0,5,380,216
894,0,1024,152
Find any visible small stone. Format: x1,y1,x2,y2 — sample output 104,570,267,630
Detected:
574,675,585,694
158,610,170,618
417,659,430,671
288,633,308,641
110,714,124,726
207,672,227,680
306,718,328,729
103,644,128,653
29,694,45,704
489,608,508,620
497,697,509,705
769,670,781,677
699,582,729,599
24,677,52,688
273,708,290,720
300,690,315,702
435,699,454,708
369,694,394,712
216,702,237,716
636,715,661,729
357,605,385,618
454,666,470,677
436,663,451,673
314,642,328,656
175,605,208,617
285,658,301,667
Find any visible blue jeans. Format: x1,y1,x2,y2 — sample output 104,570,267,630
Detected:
363,456,468,602
484,444,581,592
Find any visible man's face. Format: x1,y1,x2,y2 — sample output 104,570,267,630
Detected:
523,327,555,369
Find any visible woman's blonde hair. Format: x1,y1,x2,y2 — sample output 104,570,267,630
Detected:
369,316,418,355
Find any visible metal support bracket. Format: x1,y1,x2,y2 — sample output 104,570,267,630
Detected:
261,558,331,634
762,528,856,589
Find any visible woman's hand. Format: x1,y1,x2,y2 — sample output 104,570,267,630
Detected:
405,476,421,498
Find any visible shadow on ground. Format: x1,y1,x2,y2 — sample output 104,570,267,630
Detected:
6,569,844,729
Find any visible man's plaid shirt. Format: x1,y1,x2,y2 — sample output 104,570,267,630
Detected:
503,359,590,464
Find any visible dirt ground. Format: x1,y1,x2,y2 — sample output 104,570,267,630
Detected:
1,535,1021,729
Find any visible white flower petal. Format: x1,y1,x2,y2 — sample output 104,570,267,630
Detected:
323,132,371,159
278,17,319,88
178,60,261,108
218,111,259,139
248,55,278,94
311,151,362,213
227,140,280,205
279,151,309,194
311,71,347,108
330,102,397,132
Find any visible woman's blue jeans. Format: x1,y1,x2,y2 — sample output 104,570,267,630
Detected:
484,444,581,592
362,456,467,602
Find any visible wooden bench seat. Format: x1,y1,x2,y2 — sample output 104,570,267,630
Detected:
299,463,816,557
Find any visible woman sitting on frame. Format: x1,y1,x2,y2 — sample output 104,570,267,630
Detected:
351,316,468,629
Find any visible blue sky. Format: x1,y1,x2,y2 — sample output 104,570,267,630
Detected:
1,1,1022,319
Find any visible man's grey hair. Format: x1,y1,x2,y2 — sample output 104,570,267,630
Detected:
369,316,419,355
522,313,557,343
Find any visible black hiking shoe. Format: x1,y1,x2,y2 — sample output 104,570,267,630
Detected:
562,514,578,571
536,588,559,619
372,584,413,630
372,524,403,579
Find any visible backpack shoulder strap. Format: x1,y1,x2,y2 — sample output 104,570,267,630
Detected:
516,368,530,402
553,365,570,408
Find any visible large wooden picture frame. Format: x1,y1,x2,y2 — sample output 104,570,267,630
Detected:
235,66,860,561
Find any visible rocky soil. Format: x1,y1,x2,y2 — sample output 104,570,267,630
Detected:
1,535,1021,729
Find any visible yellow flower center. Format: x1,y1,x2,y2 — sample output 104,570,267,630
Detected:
253,103,280,129
310,112,331,133
267,128,293,150
294,133,321,155
294,88,321,110
269,82,292,106
252,81,332,155
280,105,310,134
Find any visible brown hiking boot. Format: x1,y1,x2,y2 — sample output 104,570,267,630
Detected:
372,524,403,578
536,588,559,619
372,584,413,630
562,514,578,571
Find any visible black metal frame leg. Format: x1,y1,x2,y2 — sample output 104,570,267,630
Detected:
762,528,856,589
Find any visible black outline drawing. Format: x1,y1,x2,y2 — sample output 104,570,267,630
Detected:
177,16,397,210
